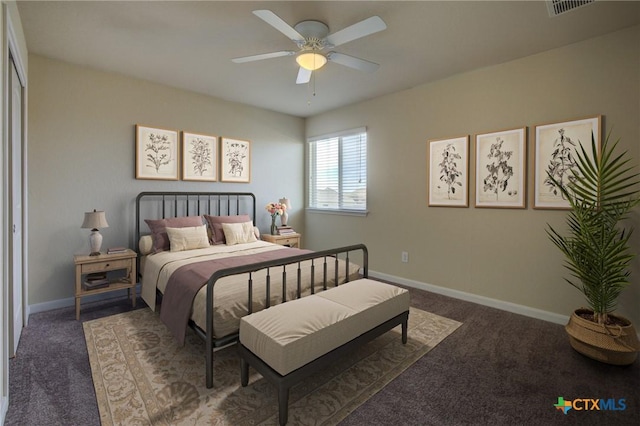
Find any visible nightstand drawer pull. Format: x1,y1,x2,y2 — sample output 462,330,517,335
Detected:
81,258,129,274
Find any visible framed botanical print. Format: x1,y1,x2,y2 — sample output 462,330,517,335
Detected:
428,135,469,207
220,137,251,183
182,131,217,181
534,116,601,209
135,124,179,180
475,127,527,209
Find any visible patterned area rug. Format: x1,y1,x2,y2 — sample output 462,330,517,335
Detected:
84,307,461,425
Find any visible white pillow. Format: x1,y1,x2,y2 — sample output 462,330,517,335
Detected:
166,225,210,252
222,221,258,245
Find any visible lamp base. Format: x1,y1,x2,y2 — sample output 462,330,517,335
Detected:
89,229,103,256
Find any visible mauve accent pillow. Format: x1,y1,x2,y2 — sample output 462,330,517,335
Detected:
145,216,204,252
204,214,251,245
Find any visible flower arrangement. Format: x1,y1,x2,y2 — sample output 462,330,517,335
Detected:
265,202,286,217
265,202,287,235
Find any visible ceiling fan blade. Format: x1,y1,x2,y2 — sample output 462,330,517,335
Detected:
327,52,379,73
325,16,386,47
296,67,312,84
232,50,296,63
253,10,305,43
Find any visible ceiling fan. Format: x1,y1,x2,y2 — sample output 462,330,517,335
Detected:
232,10,387,84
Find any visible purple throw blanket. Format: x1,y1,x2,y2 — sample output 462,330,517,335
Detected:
160,248,311,345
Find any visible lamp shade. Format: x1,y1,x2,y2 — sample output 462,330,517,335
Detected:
296,52,327,71
81,210,109,230
279,197,291,210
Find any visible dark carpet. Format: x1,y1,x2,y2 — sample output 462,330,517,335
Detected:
4,285,639,425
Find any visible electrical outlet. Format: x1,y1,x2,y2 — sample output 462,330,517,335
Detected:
401,251,409,263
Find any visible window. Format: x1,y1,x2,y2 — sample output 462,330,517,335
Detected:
308,127,367,213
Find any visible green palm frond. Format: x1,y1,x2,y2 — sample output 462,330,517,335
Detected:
546,131,640,323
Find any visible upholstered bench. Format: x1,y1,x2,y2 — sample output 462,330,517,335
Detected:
238,278,410,425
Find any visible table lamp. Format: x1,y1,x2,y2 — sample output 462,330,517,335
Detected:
82,210,109,256
279,197,291,226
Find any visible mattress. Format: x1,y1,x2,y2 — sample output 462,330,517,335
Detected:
141,240,361,339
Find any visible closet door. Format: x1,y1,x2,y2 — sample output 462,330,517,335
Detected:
8,55,23,357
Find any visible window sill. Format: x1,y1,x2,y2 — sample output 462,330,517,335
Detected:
306,208,368,217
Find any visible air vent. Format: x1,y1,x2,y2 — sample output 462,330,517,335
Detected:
547,0,595,17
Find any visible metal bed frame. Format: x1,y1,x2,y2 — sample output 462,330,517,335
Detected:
134,192,368,388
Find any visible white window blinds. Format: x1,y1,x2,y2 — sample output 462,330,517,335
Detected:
308,127,367,212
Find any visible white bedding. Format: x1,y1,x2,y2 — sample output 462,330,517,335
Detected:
141,240,282,308
141,240,361,339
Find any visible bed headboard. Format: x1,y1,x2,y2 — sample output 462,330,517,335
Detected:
135,191,256,252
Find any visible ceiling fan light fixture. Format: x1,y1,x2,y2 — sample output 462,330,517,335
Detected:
296,52,327,71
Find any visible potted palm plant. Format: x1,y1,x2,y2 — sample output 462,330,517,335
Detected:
547,131,640,365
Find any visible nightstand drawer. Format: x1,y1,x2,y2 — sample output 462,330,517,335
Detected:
279,237,297,246
262,233,301,248
81,258,130,274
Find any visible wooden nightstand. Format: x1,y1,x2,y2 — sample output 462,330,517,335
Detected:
262,233,301,248
74,249,137,320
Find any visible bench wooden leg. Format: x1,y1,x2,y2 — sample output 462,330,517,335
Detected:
402,317,408,344
278,385,290,425
241,357,249,387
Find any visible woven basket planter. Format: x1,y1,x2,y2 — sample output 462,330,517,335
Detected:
565,308,640,365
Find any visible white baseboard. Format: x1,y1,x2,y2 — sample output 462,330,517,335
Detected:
369,270,570,325
24,304,31,327
29,286,140,315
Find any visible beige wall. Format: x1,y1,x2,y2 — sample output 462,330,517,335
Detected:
306,26,640,326
27,55,305,307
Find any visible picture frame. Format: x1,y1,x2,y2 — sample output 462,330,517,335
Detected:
182,131,218,182
534,116,601,209
428,135,469,207
474,127,527,209
135,124,179,180
220,137,251,183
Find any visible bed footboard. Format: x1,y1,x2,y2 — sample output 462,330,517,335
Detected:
204,244,368,388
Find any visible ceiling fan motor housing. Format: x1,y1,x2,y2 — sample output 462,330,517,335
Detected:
294,20,331,50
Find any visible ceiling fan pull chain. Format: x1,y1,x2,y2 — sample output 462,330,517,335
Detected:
307,72,317,106
313,72,317,97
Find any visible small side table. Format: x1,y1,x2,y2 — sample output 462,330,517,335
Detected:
74,249,137,320
262,233,301,248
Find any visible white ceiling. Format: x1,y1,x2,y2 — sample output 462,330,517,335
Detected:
17,1,640,118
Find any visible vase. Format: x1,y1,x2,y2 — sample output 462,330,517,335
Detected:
270,216,277,235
